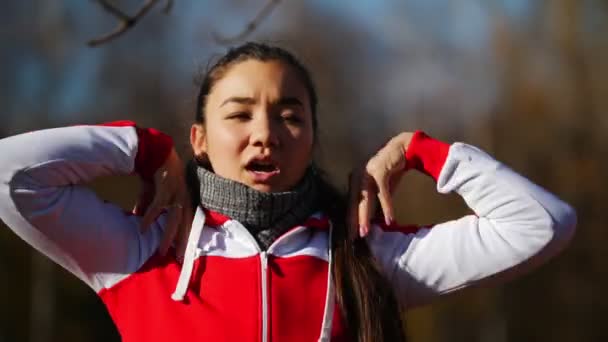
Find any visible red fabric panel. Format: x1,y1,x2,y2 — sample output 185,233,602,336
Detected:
269,255,338,341
405,130,450,181
98,120,174,181
203,209,330,231
100,253,261,342
203,208,231,227
302,216,330,230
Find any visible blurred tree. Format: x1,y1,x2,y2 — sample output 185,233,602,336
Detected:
1,1,607,341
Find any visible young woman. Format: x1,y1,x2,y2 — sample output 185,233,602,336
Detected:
0,43,576,342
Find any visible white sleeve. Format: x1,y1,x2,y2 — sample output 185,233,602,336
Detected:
0,124,171,292
367,139,577,310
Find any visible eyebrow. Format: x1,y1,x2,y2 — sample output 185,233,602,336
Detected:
220,96,304,108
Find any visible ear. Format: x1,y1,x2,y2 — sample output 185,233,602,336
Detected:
190,124,207,156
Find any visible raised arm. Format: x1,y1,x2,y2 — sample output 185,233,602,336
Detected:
361,131,577,310
0,121,173,292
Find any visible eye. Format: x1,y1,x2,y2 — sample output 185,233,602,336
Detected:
280,112,302,125
227,112,251,121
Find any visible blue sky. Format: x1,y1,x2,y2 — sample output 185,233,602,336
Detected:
2,0,536,130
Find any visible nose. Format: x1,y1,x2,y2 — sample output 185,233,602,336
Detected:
250,114,279,149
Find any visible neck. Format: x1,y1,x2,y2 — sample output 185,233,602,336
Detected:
196,165,319,249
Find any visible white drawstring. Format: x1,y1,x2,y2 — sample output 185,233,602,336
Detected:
171,206,206,301
318,223,335,342
171,209,336,339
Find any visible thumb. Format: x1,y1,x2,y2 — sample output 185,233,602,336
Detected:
133,182,155,216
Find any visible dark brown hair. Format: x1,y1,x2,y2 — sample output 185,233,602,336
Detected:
190,42,406,342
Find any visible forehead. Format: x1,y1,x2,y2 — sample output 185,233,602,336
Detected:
208,60,310,106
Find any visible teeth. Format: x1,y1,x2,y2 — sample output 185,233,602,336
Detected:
247,161,277,172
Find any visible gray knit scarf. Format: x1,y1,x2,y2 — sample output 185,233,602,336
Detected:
196,166,318,250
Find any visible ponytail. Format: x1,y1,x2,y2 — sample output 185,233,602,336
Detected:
315,173,406,342
191,41,406,341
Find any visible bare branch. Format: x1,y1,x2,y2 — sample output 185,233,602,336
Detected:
95,0,131,21
132,0,162,18
88,0,173,47
88,21,134,47
212,0,281,45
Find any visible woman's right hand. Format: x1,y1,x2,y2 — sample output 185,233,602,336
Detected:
135,148,194,261
349,132,414,238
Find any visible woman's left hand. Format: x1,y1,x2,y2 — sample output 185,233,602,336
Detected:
349,132,414,238
135,148,194,260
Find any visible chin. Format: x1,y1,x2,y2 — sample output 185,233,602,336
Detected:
248,182,286,193
251,184,272,192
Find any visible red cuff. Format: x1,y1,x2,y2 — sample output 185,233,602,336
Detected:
404,131,450,181
100,120,173,181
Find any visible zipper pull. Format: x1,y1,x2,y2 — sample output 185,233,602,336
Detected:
261,251,268,271
260,251,269,342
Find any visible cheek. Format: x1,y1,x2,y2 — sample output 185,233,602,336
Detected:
287,126,314,161
206,123,248,161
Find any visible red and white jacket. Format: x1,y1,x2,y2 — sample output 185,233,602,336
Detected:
0,122,576,342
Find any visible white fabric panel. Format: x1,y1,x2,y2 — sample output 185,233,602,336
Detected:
199,221,260,258
368,142,577,310
200,220,330,262
0,125,166,292
267,227,329,261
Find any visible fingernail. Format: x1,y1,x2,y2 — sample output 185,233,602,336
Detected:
385,216,393,226
359,224,368,237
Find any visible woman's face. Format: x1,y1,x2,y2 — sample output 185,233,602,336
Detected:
191,59,314,192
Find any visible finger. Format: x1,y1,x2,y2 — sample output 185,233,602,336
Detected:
357,173,376,237
132,201,142,216
176,203,194,263
140,180,172,230
159,205,182,256
140,169,170,228
389,171,405,194
135,182,155,216
132,183,151,216
375,173,395,226
175,190,193,261
140,207,163,232
348,170,363,239
140,194,168,232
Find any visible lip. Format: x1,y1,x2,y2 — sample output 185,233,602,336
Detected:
247,168,281,182
245,155,281,183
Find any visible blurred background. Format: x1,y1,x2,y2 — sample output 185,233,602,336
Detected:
0,0,606,341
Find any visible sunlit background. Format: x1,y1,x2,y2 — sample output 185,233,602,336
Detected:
1,1,607,341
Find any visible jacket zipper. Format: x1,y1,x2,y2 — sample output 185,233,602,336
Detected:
229,224,307,342
260,251,269,342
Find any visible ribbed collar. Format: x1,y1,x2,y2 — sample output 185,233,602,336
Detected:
196,166,319,249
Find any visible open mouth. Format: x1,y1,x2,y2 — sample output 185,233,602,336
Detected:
245,159,281,181
246,162,278,172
